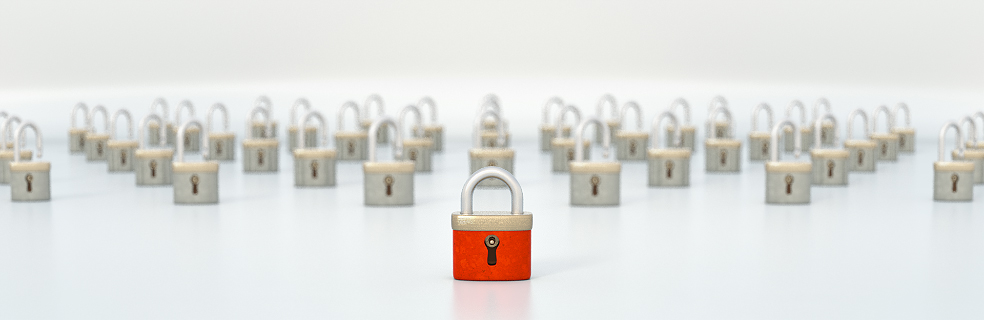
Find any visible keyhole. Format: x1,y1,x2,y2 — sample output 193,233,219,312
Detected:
216,142,223,155
311,161,319,178
952,174,959,193
409,149,417,161
191,174,200,195
488,140,495,148
150,160,158,178
567,149,574,161
720,150,727,166
25,174,33,193
590,175,600,196
762,142,769,156
717,127,725,137
900,135,906,148
666,160,674,178
629,140,637,156
858,150,865,165
821,130,827,141
121,151,127,165
257,150,265,165
485,235,499,266
97,142,103,156
827,160,835,177
881,143,887,156
488,160,497,167
385,175,394,196
785,175,794,194
347,141,355,155
184,135,190,148
260,127,267,138
79,136,85,148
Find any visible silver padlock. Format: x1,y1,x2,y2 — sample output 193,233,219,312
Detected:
478,96,511,147
85,105,110,162
706,96,731,139
288,98,318,152
293,110,336,187
648,111,691,187
614,101,648,161
551,105,590,172
705,105,742,173
968,112,984,150
173,100,201,153
243,107,279,173
871,105,900,161
784,100,814,152
10,122,50,202
135,114,173,186
107,109,138,173
469,110,514,188
335,101,368,161
539,97,568,152
415,97,445,152
748,102,774,161
361,94,389,144
363,116,415,206
810,114,848,186
665,98,697,152
205,103,236,161
891,103,916,153
812,98,836,147
934,122,973,201
1,116,33,185
173,119,219,205
766,120,811,204
68,102,89,153
953,116,983,184
570,116,620,206
397,104,434,172
844,109,878,172
250,96,279,139
478,110,511,149
594,94,620,143
147,98,173,146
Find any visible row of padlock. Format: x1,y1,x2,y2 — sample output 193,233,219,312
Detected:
934,112,984,202
0,112,48,201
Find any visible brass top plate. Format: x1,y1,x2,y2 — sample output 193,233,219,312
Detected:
10,161,50,171
705,139,741,148
173,161,219,173
363,161,415,173
294,149,337,158
811,149,850,159
135,149,174,158
569,161,621,173
469,148,515,158
403,138,434,148
451,211,533,231
335,131,368,138
844,140,877,148
616,131,649,139
107,140,139,148
934,161,974,171
648,148,691,159
242,139,279,147
766,161,812,172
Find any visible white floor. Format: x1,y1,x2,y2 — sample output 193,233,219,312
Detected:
1,138,982,319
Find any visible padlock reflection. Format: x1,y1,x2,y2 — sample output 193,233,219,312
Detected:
935,122,974,201
649,111,691,187
470,110,513,187
570,117,621,206
765,120,811,205
453,281,530,320
9,122,50,202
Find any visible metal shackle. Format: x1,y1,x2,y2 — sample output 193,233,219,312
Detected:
770,120,802,162
367,116,403,162
574,116,611,162
596,94,618,120
13,121,42,163
246,107,271,139
706,105,733,139
300,110,330,149
972,111,984,143
620,101,643,131
255,96,272,112
71,102,89,129
363,94,385,121
88,105,109,133
554,105,581,138
751,103,774,132
814,113,839,148
707,95,728,116
960,116,977,145
846,109,870,140
872,105,893,133
2,116,22,151
650,111,680,150
111,109,134,140
938,121,964,162
290,98,312,127
474,110,505,148
541,97,564,125
139,114,166,149
176,119,208,162
337,101,361,131
149,98,168,123
417,96,439,124
175,100,195,125
399,104,425,137
459,166,524,215
668,98,691,125
812,98,832,121
785,100,806,126
206,103,230,134
893,103,911,128
480,94,501,115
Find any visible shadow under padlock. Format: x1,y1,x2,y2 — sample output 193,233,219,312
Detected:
453,281,531,320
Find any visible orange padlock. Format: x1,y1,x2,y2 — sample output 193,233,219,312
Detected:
452,167,532,281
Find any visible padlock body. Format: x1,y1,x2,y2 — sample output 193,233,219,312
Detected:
174,127,201,152
705,140,742,173
10,163,51,202
480,131,511,149
173,162,219,205
206,134,236,161
398,139,434,172
845,140,877,172
147,123,174,146
784,127,814,152
748,133,771,161
819,122,836,147
615,131,648,161
647,149,691,187
361,120,389,144
765,162,812,204
85,134,110,161
665,126,696,152
0,151,32,184
287,126,319,152
539,125,571,152
293,150,336,187
570,162,621,206
453,230,531,281
712,121,730,139
811,150,849,186
363,162,415,206
135,150,174,186
242,140,279,172
893,128,915,153
952,150,984,184
594,120,620,143
934,162,974,201
871,134,899,161
418,125,445,152
107,141,138,172
550,139,590,172
69,129,88,153
335,131,368,161
469,149,515,187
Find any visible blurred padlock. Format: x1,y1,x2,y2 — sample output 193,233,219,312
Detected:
287,98,318,152
570,117,620,206
844,109,877,172
594,94,621,143
784,100,814,152
953,116,983,184
68,102,89,153
478,95,511,147
360,94,389,144
766,120,811,205
614,101,648,161
293,110,337,187
85,105,110,162
363,116,415,206
934,122,973,201
812,98,836,147
748,103,774,161
242,107,279,173
147,98,173,146
551,105,590,172
469,110,513,188
415,97,445,152
665,98,697,152
871,105,900,162
205,103,235,161
335,101,368,161
538,97,568,152
10,122,50,202
706,96,731,139
705,105,741,173
173,119,219,205
173,100,200,153
0,116,32,185
968,112,984,150
107,109,137,172
397,104,434,172
648,111,691,187
810,114,848,186
249,96,278,138
135,114,173,186
891,103,916,153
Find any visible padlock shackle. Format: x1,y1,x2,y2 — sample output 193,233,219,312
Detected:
770,120,802,162
399,104,425,138
367,116,403,162
300,110,330,150
938,121,964,162
541,96,564,125
88,105,109,133
812,98,832,121
1,116,22,151
785,100,806,126
892,103,911,128
846,109,870,141
246,106,271,139
13,121,41,163
871,105,893,134
460,166,524,215
111,109,134,141
176,119,207,162
751,102,773,132
255,95,272,110
149,98,168,123
554,105,581,138
813,113,838,148
139,114,167,149
417,96,439,124
574,116,611,162
619,101,643,131
290,98,312,127
362,94,385,121
175,100,196,125
706,105,733,139
650,111,680,150
337,101,361,131
972,111,984,143
959,116,976,145
479,94,501,116
668,98,691,125
706,95,728,117
474,110,505,148
70,102,89,129
596,94,618,120
206,103,230,134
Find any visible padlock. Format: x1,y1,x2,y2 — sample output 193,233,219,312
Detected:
172,100,201,153
85,105,110,162
968,112,984,150
287,98,318,152
871,105,900,162
706,96,731,139
748,102,774,161
10,122,50,202
0,111,7,149
107,109,138,173
363,116,415,206
812,98,836,147
205,103,236,161
242,106,279,173
538,97,568,152
570,116,620,206
135,114,173,186
414,97,445,152
551,105,590,172
810,114,849,186
68,102,89,153
335,101,368,161
784,100,814,152
173,119,219,205
250,96,279,138
478,96,511,147
614,101,648,161
705,105,742,173
452,166,532,281
766,120,811,204
594,94,621,143
648,111,691,187
147,98,173,146
0,116,33,185
891,103,916,153
665,98,697,151
934,122,973,201
397,104,434,172
293,110,336,187
360,94,389,144
470,110,514,188
953,115,983,184
844,109,878,172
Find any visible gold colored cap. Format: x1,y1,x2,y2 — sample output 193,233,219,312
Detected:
892,127,915,134
108,140,139,148
69,128,89,134
749,131,771,139
294,149,337,158
935,161,974,171
403,138,434,148
243,139,279,147
705,139,741,148
844,140,877,148
766,161,812,172
569,161,621,173
9,161,50,172
335,131,368,138
85,133,110,140
550,138,590,147
469,148,515,158
616,131,649,139
648,148,691,159
870,133,899,141
0,150,32,159
954,149,984,159
811,149,849,159
173,161,219,173
135,149,174,158
363,161,415,173
451,212,533,231
209,132,235,138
